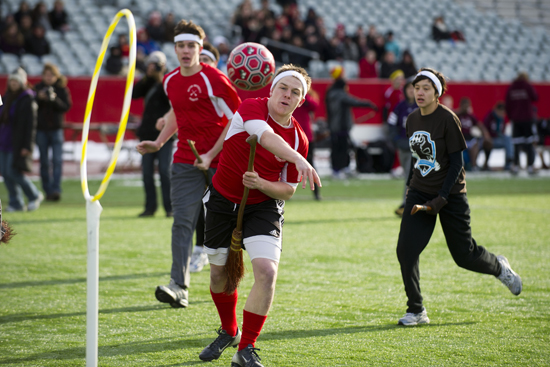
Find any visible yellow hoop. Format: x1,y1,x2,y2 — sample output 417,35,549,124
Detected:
80,9,137,202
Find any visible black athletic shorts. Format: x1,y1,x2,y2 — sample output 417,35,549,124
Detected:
204,184,285,250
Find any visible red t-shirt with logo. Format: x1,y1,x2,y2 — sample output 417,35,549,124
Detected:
163,63,241,167
213,97,309,205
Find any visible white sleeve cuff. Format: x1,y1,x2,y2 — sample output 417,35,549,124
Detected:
244,119,274,144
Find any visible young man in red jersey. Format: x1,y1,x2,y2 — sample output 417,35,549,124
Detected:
136,20,241,308
198,65,321,367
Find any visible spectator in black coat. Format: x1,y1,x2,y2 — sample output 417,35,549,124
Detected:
25,25,50,57
49,0,69,32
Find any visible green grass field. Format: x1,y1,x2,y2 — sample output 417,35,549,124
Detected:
0,175,549,366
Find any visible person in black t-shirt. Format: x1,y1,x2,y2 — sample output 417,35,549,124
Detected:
395,67,523,326
132,51,173,218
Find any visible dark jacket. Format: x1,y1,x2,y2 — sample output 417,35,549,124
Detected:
132,75,171,141
325,79,377,134
505,79,538,123
35,79,72,131
0,89,37,172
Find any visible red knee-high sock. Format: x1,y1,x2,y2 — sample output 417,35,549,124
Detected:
238,310,267,351
210,289,238,337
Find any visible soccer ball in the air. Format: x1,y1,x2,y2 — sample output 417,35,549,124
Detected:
227,42,276,91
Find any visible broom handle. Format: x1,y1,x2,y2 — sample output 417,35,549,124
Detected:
187,139,209,186
236,134,258,231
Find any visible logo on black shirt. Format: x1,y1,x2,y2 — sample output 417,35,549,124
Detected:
410,131,441,176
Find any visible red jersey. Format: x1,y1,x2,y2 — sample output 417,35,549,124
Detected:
213,98,309,205
384,86,404,115
163,63,241,167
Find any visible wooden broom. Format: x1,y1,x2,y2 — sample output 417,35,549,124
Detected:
224,134,258,294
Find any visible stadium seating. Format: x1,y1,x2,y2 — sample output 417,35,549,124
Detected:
0,0,548,82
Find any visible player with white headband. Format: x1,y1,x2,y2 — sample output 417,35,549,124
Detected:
395,67,522,326
199,64,321,367
137,19,241,309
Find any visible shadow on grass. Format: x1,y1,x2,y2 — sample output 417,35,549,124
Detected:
0,301,210,325
287,216,397,226
6,214,164,225
0,272,166,289
0,322,476,365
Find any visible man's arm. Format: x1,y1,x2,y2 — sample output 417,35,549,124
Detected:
196,119,231,170
242,171,296,200
258,131,321,190
136,109,177,154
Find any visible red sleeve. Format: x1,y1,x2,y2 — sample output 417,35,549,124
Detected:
209,67,242,113
238,98,268,123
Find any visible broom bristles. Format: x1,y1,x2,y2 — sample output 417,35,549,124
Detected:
223,229,245,294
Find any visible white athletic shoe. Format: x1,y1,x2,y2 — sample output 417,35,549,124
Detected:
497,255,522,295
27,192,44,212
398,309,430,326
190,248,209,273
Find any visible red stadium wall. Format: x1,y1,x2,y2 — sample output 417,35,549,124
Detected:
0,76,549,141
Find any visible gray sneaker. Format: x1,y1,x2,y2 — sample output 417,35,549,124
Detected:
231,344,264,367
27,192,44,212
199,327,241,361
155,279,188,308
190,250,209,273
497,255,522,295
398,308,430,326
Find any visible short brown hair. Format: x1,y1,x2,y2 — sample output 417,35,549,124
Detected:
274,64,311,98
202,42,220,62
173,19,205,40
412,67,447,97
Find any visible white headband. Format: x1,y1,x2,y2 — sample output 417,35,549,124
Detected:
174,33,203,46
270,71,308,97
416,70,442,96
200,49,217,63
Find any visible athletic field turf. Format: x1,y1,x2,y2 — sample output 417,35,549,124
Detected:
0,175,549,366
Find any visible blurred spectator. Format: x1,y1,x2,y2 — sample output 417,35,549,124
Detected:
136,28,160,56
342,36,360,62
117,34,130,58
49,0,69,32
0,23,26,56
31,2,51,31
213,36,230,73
536,118,550,169
294,89,321,200
19,14,34,43
242,17,262,43
259,0,276,20
35,63,72,201
163,12,176,42
0,68,42,212
372,34,386,61
359,49,378,78
146,11,165,43
105,46,124,75
387,78,417,216
267,28,284,62
481,101,514,171
232,0,255,40
315,22,334,61
398,50,417,78
441,94,454,109
355,34,369,59
366,24,378,49
288,35,310,67
384,31,400,59
383,69,404,121
505,72,538,174
432,16,465,42
304,7,318,28
14,1,32,26
132,51,172,218
379,51,398,79
325,65,378,178
456,97,485,171
25,25,50,57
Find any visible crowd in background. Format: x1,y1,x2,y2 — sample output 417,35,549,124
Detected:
0,0,69,58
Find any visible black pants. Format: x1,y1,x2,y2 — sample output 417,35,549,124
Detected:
330,134,351,172
512,122,536,166
396,188,501,313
